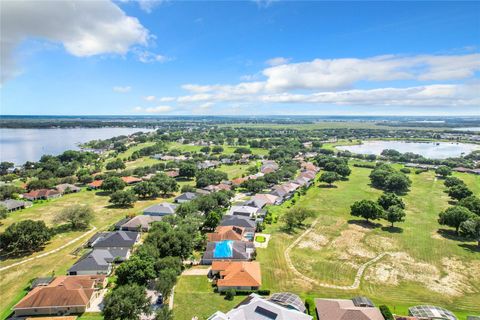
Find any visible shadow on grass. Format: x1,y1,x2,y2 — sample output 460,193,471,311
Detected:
318,184,338,188
458,243,480,253
95,191,111,197
381,226,403,233
51,223,72,235
436,228,467,241
347,219,382,229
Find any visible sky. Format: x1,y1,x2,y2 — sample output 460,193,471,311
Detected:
1,0,479,116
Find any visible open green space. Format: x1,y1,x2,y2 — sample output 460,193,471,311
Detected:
173,275,244,320
257,167,480,319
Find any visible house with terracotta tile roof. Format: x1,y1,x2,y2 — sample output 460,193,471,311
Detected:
207,226,247,242
121,176,142,184
13,275,106,317
251,194,279,206
231,177,247,186
87,180,103,189
210,261,261,291
165,170,180,178
22,189,61,201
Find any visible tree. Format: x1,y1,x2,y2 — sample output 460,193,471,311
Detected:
102,177,126,192
282,207,315,231
211,146,224,154
384,173,411,194
200,146,211,153
0,161,14,175
438,206,474,234
377,192,405,210
152,174,179,196
178,163,197,179
369,165,394,188
0,185,24,200
240,179,267,193
350,200,384,222
133,181,159,198
109,190,137,207
115,255,156,286
154,256,183,276
106,158,126,171
176,201,198,218
155,308,174,320
458,196,480,216
155,268,178,298
435,165,452,178
55,204,93,230
335,164,351,178
459,217,480,247
385,205,406,227
0,205,8,219
319,171,340,186
444,176,464,188
203,210,223,230
447,184,473,201
225,288,236,301
195,169,228,188
103,284,151,320
0,220,52,253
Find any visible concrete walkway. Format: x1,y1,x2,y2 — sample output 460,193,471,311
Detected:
284,219,392,290
0,226,97,272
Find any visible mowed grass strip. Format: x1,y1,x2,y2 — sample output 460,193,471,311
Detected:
257,167,480,318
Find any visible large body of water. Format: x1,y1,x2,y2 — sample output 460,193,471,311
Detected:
336,140,480,159
0,128,153,165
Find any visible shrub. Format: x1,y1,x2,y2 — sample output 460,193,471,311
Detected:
305,297,317,318
379,305,394,320
225,288,236,300
400,168,411,174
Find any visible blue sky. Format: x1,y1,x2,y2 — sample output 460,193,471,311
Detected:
1,0,479,115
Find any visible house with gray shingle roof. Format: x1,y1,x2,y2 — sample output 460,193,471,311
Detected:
119,215,163,231
68,249,121,276
174,192,198,203
143,202,177,216
0,199,32,212
90,231,139,249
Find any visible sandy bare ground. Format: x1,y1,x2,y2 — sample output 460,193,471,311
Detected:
284,218,393,290
182,267,211,275
0,226,97,272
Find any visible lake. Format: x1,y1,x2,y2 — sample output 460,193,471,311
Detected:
0,128,154,165
453,127,480,132
336,140,480,159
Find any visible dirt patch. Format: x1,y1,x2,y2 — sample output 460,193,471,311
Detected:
330,229,376,259
364,235,397,251
365,252,480,297
297,232,329,250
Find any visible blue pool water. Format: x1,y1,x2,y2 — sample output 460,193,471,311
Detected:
214,240,233,258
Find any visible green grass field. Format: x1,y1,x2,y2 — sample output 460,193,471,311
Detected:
173,276,245,320
257,167,480,319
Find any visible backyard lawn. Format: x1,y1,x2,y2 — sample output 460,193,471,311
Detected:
173,275,244,320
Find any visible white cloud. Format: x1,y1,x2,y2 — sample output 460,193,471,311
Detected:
199,102,214,109
262,54,480,91
1,0,150,83
113,86,132,93
145,105,173,113
138,0,165,13
134,49,171,63
144,95,156,101
159,96,175,102
133,106,143,112
265,57,290,66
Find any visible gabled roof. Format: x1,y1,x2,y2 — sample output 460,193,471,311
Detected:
88,180,103,188
232,177,247,186
252,194,279,205
68,249,116,273
0,199,31,210
120,215,163,230
121,176,142,184
220,215,257,229
228,206,260,216
22,189,61,198
56,184,81,193
143,202,178,215
91,231,139,248
207,226,246,242
314,298,385,320
175,192,198,202
14,275,105,310
212,261,262,288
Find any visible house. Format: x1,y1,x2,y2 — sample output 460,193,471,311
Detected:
207,226,247,242
208,292,312,320
314,298,384,320
0,199,32,212
210,261,261,291
121,176,142,184
260,161,279,174
250,194,279,206
204,183,232,192
87,180,103,189
294,176,311,187
283,182,300,193
142,173,156,180
22,189,61,201
243,198,268,209
13,275,106,317
201,240,255,264
89,231,139,250
175,192,198,203
119,215,163,231
299,170,316,180
220,215,257,238
231,177,247,186
269,185,291,201
68,249,122,275
143,202,177,216
408,305,457,320
227,205,261,218
56,183,81,194
30,277,54,289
